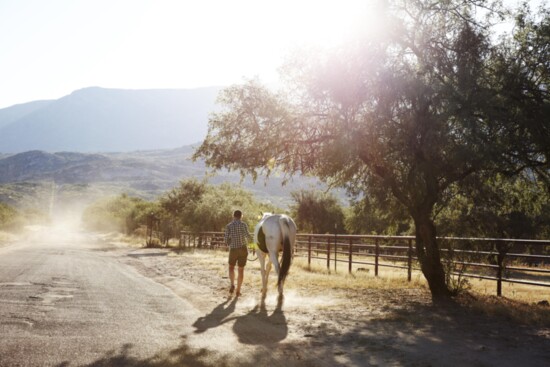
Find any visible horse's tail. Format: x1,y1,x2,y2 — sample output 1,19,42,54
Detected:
278,216,293,287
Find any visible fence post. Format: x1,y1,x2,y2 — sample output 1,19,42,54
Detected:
348,238,353,274
495,240,507,297
327,237,331,271
308,235,312,268
375,238,379,277
334,232,337,273
407,238,413,282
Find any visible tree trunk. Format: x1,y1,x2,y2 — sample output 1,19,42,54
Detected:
414,214,452,302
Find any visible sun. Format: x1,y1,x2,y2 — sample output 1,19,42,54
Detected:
283,0,378,47
203,0,384,84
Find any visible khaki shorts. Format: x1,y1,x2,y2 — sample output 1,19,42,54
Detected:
228,246,248,267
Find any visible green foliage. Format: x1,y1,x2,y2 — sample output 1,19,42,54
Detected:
162,179,277,233
437,173,550,239
126,200,161,235
82,193,155,233
82,180,279,239
290,189,346,234
0,202,49,231
0,202,21,230
346,195,412,236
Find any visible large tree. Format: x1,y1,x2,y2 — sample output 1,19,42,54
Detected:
194,0,549,300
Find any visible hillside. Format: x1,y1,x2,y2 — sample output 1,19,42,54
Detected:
0,147,326,214
0,100,53,129
0,86,221,153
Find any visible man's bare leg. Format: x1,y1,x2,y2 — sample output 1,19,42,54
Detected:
229,265,235,293
236,266,244,296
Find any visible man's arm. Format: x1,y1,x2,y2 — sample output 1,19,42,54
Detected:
244,223,252,242
224,225,231,247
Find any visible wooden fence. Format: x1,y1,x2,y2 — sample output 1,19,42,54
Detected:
179,231,550,296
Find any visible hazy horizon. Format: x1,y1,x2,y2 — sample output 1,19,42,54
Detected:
0,0,374,109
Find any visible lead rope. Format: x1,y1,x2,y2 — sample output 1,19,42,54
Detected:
247,243,258,261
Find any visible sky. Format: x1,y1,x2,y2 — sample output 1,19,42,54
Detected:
0,0,373,109
0,0,541,109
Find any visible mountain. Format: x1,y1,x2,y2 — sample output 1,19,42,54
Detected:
0,86,222,153
0,100,53,130
0,147,327,211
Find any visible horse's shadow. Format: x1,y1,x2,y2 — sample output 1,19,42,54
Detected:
192,295,288,345
232,296,287,345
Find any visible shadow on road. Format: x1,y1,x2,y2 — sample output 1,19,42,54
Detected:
231,296,287,345
57,338,228,367
192,296,238,333
192,295,287,345
54,295,550,367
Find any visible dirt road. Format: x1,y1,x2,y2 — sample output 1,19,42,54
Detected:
1,227,549,366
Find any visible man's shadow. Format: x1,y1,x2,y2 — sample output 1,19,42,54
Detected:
192,296,238,333
192,295,288,345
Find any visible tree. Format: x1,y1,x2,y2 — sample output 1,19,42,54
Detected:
290,189,346,234
436,173,550,239
346,194,412,236
194,0,549,301
0,202,22,231
82,194,152,233
159,179,278,233
159,178,208,228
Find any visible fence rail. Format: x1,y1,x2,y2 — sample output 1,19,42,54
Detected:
180,231,550,297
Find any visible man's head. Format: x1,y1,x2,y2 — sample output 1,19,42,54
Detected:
233,210,242,219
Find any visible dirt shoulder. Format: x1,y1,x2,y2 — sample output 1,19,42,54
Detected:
112,242,550,367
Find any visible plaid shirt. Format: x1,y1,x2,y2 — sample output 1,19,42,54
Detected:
224,219,252,249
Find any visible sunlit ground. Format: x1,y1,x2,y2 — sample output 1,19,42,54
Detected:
165,246,549,306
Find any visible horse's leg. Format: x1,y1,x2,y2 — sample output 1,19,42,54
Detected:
268,250,284,296
265,256,273,295
258,251,268,295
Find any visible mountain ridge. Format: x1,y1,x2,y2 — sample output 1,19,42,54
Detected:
0,147,326,211
0,86,222,153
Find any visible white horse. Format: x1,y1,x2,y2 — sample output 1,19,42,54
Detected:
253,213,297,298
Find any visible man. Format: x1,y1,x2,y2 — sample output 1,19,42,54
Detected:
224,210,252,296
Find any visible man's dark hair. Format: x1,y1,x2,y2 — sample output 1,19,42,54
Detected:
233,210,242,219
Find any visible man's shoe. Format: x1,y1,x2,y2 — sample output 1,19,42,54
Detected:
229,285,235,294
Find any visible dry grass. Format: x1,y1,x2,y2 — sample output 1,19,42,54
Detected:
290,257,427,291
151,245,550,303
467,277,550,304
111,235,550,326
457,292,550,326
167,247,428,294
